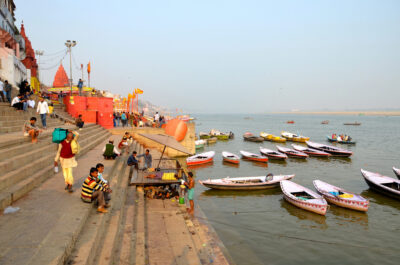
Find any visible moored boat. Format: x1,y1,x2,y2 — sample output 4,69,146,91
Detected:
222,151,240,164
207,137,217,144
243,132,264,142
393,167,400,179
240,150,268,163
281,131,310,142
210,129,230,140
195,139,206,149
361,169,400,200
321,120,329,124
187,151,215,166
306,141,352,157
276,146,308,158
199,132,210,139
199,174,295,190
286,120,295,124
291,144,331,157
313,180,369,212
280,180,328,215
260,132,286,142
259,147,287,160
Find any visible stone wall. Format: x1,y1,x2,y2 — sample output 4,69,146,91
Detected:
109,123,195,157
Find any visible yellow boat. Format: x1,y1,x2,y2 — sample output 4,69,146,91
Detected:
260,132,286,143
281,131,310,143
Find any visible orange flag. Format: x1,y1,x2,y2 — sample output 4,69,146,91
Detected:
135,88,143,94
87,62,91,73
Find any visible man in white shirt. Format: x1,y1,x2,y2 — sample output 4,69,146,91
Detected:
36,97,49,129
154,112,160,122
0,78,5,102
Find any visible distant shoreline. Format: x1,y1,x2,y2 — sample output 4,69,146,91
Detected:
271,111,400,116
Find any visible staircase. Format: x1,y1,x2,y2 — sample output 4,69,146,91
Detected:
0,101,111,210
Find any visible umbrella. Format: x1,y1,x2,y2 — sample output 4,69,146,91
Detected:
138,133,193,168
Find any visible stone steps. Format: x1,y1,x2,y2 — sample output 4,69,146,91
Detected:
0,127,111,210
0,136,121,265
0,120,63,133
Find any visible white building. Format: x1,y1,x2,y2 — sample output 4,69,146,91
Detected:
0,0,27,88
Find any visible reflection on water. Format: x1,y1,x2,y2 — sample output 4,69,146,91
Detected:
222,161,240,168
280,199,328,227
361,189,400,211
329,205,369,228
241,159,269,167
187,161,214,170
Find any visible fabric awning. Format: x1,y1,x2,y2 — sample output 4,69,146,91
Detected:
138,133,193,155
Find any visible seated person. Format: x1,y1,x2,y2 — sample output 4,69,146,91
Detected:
11,95,24,110
102,140,120,160
76,114,84,129
81,167,112,213
27,97,35,108
24,117,42,143
127,151,139,169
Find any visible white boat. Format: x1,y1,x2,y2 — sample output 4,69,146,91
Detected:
259,147,287,160
280,180,328,215
306,141,352,157
276,146,308,158
393,167,400,179
195,139,207,149
361,169,400,200
240,150,268,163
222,151,240,164
199,174,295,190
291,144,331,157
313,180,369,212
187,151,215,166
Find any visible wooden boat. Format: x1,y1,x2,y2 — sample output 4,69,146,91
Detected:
195,140,206,149
276,146,308,158
361,169,400,200
199,132,210,139
326,136,356,144
207,137,217,144
240,151,268,163
210,129,230,140
281,131,310,143
280,180,328,215
187,151,215,166
306,141,352,157
259,147,287,160
243,132,264,142
393,167,400,179
291,144,331,157
222,151,240,164
286,120,295,124
321,120,329,124
260,132,286,143
313,180,369,212
344,122,361,126
199,174,295,190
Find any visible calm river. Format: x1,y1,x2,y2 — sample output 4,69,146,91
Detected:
192,114,400,265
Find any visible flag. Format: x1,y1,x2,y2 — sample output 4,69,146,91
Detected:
135,88,143,94
128,93,133,99
87,62,91,73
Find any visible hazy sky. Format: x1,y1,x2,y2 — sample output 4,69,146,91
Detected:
16,0,400,113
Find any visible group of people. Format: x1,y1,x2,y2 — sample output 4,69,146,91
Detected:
331,133,352,142
153,112,166,128
113,111,147,128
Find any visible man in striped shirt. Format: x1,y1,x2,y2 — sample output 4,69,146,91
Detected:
81,167,112,213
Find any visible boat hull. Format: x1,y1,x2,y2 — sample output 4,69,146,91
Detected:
215,135,229,140
223,158,240,164
394,167,400,179
363,176,400,200
199,135,210,139
242,156,268,163
283,194,327,215
323,196,369,212
201,182,280,190
187,157,213,166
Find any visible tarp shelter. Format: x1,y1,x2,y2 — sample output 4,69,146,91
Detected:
138,133,193,167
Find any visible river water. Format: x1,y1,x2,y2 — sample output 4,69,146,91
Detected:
192,114,400,265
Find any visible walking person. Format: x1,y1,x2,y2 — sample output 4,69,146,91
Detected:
121,112,127,127
54,130,79,192
37,97,49,129
81,167,112,213
77,79,83,96
0,78,6,102
116,112,121,127
185,172,195,215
